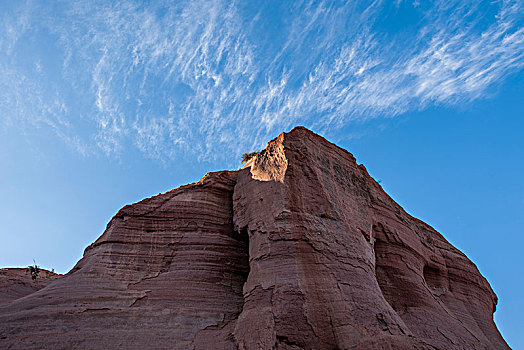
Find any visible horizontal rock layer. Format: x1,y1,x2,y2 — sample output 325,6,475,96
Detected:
0,127,508,349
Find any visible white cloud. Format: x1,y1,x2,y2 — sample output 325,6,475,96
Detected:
0,0,522,164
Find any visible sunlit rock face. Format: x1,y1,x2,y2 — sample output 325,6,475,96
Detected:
0,127,508,349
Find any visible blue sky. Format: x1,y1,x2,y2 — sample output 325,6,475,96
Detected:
0,0,523,347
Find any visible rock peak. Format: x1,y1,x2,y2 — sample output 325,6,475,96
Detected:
0,127,508,349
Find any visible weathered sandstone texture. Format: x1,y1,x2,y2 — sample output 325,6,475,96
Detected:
0,268,60,306
0,127,508,349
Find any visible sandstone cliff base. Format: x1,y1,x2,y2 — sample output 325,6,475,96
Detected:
0,127,508,349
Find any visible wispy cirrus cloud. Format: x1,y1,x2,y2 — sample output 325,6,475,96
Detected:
0,0,522,164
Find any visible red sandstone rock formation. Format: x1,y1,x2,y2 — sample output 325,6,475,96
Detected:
0,127,508,349
0,268,60,306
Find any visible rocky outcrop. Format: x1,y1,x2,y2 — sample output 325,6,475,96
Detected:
0,171,247,349
0,127,508,349
0,268,60,306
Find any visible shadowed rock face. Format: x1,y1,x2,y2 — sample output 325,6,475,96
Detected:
0,127,508,349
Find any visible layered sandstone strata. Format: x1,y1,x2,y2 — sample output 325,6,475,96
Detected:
0,127,508,349
0,268,60,306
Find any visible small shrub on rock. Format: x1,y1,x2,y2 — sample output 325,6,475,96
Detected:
241,151,259,163
28,261,40,280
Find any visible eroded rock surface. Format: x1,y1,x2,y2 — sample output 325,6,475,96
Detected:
0,127,508,349
0,171,247,349
0,268,60,306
